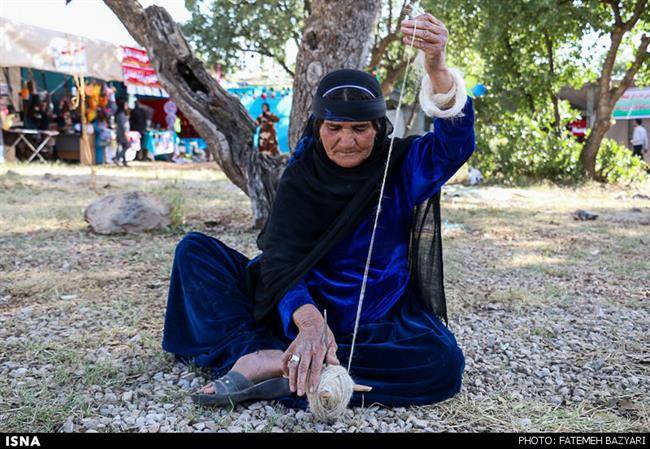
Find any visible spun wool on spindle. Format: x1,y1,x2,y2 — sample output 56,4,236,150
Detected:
307,365,354,422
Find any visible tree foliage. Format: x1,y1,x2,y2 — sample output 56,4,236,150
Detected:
421,0,648,183
181,0,648,183
182,0,424,93
183,0,305,76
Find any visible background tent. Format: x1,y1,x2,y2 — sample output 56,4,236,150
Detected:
0,17,123,81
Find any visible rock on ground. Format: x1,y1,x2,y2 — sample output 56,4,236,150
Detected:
83,191,171,234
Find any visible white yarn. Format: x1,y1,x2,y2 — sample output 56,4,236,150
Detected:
417,55,467,119
346,15,421,374
307,365,355,422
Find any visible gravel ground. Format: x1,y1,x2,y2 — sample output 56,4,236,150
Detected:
0,163,648,432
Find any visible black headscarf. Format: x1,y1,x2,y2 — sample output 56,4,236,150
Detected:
246,69,447,327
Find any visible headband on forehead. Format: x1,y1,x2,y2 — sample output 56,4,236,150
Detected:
311,69,387,121
322,85,376,98
312,96,387,121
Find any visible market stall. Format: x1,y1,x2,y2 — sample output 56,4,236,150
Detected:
0,17,124,165
121,46,210,161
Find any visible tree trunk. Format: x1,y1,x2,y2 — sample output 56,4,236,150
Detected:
380,60,408,96
104,0,287,227
107,0,383,227
543,31,561,135
288,1,381,149
579,37,649,177
581,117,612,180
579,0,649,179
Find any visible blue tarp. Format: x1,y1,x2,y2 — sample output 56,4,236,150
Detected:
228,86,292,153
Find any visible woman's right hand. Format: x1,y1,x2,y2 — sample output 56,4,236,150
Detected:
281,304,340,396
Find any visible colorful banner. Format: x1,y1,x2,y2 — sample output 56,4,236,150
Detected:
613,87,650,119
121,46,167,97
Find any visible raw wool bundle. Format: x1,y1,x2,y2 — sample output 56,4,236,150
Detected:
307,365,355,422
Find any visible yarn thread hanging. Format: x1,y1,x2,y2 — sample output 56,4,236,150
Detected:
307,4,423,422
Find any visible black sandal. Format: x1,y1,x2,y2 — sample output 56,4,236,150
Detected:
191,371,291,406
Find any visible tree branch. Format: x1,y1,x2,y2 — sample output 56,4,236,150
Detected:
599,26,625,96
599,0,648,100
235,45,295,77
249,43,295,78
104,0,254,193
369,1,412,70
602,0,623,25
543,30,561,133
611,33,650,100
380,59,408,95
396,0,412,25
257,44,289,74
623,0,648,31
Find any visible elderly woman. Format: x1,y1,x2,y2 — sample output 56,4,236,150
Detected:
162,13,475,408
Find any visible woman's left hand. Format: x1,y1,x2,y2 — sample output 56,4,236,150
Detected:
281,304,340,396
400,13,449,74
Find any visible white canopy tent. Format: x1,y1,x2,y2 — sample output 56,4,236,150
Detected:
0,16,124,81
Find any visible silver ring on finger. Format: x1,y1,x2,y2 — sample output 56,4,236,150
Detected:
289,354,301,364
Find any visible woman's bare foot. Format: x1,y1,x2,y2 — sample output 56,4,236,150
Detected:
198,349,284,394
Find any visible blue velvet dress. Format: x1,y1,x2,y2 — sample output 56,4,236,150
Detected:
162,98,475,407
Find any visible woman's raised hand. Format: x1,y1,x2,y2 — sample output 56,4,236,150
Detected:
400,13,449,73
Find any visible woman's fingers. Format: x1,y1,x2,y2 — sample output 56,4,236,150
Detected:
401,23,447,37
296,352,312,396
401,35,445,46
401,36,445,52
326,341,340,365
402,13,443,28
308,347,327,393
283,341,301,388
280,351,291,377
287,353,299,392
401,14,447,45
281,342,297,377
400,27,445,44
424,13,444,27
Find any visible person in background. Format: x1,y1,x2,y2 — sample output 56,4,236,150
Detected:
130,99,154,161
630,118,648,160
1,103,18,131
27,99,51,130
113,98,130,167
55,95,75,133
94,110,112,164
255,102,280,156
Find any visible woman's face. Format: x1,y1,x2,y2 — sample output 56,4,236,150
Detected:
319,120,377,168
262,104,269,113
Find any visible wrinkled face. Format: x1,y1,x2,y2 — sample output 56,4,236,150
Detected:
319,120,377,168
